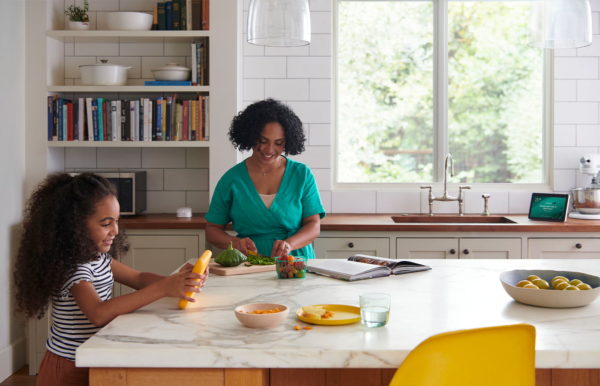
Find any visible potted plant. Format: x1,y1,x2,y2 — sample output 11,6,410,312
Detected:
65,0,90,30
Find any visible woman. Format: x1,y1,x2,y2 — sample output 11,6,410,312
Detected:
205,99,325,258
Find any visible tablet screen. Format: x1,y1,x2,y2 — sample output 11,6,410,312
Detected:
528,193,569,222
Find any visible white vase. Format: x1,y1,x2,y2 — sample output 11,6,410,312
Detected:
67,21,90,30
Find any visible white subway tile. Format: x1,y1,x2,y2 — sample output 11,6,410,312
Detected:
74,39,119,56
319,190,332,213
164,169,209,190
311,12,331,34
146,191,186,213
242,36,266,56
64,42,74,56
244,57,287,78
577,80,600,101
118,0,154,11
119,40,163,56
287,101,331,123
464,191,508,215
144,168,164,191
186,191,210,213
554,169,578,192
287,57,331,78
555,80,576,101
186,148,209,168
312,168,331,190
555,57,598,79
376,191,420,213
310,0,332,12
332,190,376,213
65,148,97,168
309,123,330,146
265,45,309,57
554,48,577,57
309,34,331,56
290,146,331,168
65,56,96,78
165,41,193,57
309,79,330,100
141,148,186,168
554,125,576,146
591,1,600,12
509,191,531,214
555,102,599,124
265,79,309,100
554,146,597,169
141,56,187,78
97,148,142,168
594,12,600,34
577,38,600,57
243,78,265,101
577,124,600,146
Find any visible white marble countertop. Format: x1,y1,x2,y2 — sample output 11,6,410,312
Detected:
76,259,600,369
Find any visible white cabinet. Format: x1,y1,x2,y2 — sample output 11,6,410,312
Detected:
313,237,390,258
528,238,600,259
395,237,521,259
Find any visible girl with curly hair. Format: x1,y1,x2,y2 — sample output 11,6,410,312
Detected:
14,173,207,386
205,98,325,258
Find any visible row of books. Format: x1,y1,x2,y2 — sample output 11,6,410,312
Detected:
152,0,209,31
191,38,209,85
47,95,209,142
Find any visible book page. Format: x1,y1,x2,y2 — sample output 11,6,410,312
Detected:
307,259,390,281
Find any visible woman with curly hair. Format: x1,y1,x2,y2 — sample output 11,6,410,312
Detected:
14,173,207,386
205,98,325,258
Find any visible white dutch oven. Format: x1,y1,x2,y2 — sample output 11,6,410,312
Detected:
79,60,131,86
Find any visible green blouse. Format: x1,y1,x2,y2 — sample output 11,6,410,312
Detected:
205,157,325,258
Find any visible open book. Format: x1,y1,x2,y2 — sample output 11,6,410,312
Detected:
306,254,431,281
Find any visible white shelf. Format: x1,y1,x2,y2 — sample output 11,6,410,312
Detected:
47,86,209,93
47,30,210,40
48,141,210,148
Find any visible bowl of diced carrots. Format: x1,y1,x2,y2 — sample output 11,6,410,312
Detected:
234,303,289,329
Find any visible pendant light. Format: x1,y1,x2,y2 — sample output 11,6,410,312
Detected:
530,0,592,49
247,0,311,47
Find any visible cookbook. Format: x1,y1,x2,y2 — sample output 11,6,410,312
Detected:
306,254,431,281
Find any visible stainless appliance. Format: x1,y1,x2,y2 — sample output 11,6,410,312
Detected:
72,171,147,215
569,154,600,219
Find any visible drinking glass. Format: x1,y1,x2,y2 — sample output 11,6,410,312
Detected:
359,293,391,328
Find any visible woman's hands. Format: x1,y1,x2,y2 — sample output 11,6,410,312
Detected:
233,237,257,254
271,239,292,257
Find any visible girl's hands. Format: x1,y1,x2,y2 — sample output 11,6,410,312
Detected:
161,269,208,302
233,237,256,254
271,239,292,257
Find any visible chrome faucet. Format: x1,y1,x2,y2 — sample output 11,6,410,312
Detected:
421,153,471,216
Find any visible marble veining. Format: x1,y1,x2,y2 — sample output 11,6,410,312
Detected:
77,259,600,369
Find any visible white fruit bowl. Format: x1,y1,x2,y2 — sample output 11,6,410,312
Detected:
500,269,600,308
106,12,152,31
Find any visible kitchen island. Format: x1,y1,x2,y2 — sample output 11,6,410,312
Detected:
77,259,600,386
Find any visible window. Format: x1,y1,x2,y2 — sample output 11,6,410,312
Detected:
336,0,546,185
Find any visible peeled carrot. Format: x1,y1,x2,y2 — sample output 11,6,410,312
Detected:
178,250,212,309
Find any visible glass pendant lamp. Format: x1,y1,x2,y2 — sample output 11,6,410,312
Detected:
247,0,311,47
531,0,592,49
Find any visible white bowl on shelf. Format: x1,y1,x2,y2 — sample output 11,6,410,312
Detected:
152,63,191,81
106,12,152,31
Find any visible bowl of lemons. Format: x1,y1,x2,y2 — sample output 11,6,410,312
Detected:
500,270,600,308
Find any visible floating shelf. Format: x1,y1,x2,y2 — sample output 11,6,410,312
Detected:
47,86,209,93
48,141,210,148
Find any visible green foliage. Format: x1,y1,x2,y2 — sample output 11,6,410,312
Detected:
65,0,89,22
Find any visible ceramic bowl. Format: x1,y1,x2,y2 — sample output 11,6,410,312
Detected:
106,12,153,31
500,269,600,308
151,63,191,81
234,303,289,329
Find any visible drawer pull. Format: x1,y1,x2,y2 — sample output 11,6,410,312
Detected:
463,249,470,255
348,242,354,248
449,249,456,255
575,243,582,249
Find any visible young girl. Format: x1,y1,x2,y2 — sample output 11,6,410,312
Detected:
13,173,207,386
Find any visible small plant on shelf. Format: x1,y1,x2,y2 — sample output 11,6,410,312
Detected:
65,0,89,23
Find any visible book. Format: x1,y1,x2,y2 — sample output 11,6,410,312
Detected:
144,80,193,86
307,255,431,281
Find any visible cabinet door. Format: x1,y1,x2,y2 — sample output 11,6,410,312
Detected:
118,234,200,295
396,238,459,259
459,238,521,259
313,237,390,258
528,238,600,258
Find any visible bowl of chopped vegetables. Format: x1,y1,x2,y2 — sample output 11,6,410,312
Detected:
234,303,289,328
276,255,307,279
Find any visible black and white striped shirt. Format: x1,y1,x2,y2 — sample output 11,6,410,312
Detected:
47,253,113,360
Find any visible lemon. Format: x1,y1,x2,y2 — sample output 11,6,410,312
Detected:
564,285,580,291
516,280,533,288
569,279,583,286
551,276,569,285
527,275,540,281
522,283,539,289
554,281,570,290
531,278,550,289
576,283,592,290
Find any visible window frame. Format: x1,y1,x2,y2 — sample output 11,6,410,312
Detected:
333,0,554,192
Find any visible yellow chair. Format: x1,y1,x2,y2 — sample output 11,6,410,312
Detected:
389,323,536,386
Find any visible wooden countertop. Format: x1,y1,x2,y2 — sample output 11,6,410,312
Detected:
120,213,600,232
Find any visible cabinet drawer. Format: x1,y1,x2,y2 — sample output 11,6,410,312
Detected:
314,237,390,259
396,238,458,259
459,238,522,259
528,238,600,259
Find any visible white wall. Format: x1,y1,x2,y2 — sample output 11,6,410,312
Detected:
0,0,27,381
241,0,600,214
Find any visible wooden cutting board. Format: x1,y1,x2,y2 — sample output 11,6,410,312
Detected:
209,261,276,276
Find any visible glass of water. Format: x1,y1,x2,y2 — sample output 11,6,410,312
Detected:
359,292,391,328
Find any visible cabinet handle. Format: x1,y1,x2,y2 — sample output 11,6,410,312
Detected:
463,249,470,255
575,243,582,249
449,249,456,255
348,242,354,248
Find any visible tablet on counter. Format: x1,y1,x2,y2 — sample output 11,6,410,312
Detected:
528,193,570,222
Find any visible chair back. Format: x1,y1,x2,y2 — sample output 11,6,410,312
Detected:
389,323,536,386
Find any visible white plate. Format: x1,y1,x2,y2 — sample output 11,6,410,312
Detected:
500,269,600,308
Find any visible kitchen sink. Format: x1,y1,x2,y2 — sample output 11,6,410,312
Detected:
391,215,517,224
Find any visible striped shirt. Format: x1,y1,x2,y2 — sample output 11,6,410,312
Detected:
47,253,114,360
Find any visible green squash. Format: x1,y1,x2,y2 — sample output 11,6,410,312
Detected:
215,242,247,267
